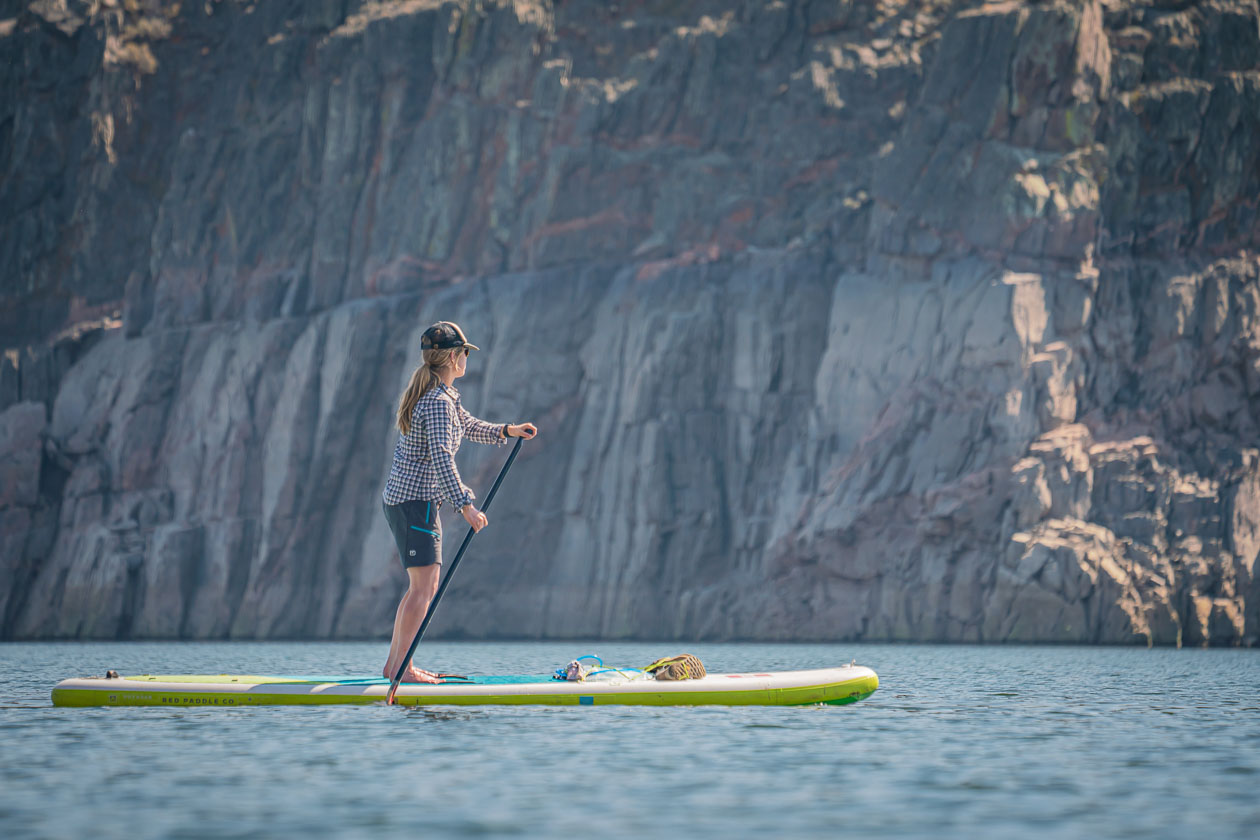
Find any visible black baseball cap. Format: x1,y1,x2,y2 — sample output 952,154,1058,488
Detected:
421,321,480,351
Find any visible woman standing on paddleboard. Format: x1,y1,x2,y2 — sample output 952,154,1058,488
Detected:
382,321,537,684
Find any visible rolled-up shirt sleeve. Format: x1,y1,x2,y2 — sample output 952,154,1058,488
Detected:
460,404,507,446
423,397,475,510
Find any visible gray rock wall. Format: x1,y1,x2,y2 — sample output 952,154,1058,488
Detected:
1,0,1257,644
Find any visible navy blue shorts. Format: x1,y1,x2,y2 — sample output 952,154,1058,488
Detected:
382,499,442,569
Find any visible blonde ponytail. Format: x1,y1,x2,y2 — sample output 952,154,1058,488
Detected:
396,348,459,434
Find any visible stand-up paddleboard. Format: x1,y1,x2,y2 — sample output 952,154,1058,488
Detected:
52,665,878,708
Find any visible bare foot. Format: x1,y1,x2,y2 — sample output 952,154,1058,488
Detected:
383,664,443,684
401,665,442,684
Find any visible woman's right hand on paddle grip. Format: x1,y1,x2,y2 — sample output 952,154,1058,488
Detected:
462,504,488,532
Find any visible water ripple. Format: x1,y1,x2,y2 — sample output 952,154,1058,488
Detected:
1,641,1257,839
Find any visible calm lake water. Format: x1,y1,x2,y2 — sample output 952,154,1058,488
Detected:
1,641,1257,839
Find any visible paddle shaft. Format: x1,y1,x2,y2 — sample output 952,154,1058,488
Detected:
387,436,524,704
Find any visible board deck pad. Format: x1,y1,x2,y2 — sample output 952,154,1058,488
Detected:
52,666,879,708
113,674,560,686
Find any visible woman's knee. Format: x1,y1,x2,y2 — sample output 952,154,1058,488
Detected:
405,583,436,603
406,565,440,599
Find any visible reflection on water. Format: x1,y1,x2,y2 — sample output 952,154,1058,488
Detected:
1,640,1257,839
401,706,483,722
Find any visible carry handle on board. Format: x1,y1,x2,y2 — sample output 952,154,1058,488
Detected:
387,436,525,705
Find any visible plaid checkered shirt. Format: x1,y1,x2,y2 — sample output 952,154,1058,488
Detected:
382,381,506,509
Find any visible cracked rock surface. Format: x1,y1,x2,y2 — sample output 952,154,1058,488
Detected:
1,0,1258,644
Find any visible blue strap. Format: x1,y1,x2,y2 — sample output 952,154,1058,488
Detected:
410,525,438,536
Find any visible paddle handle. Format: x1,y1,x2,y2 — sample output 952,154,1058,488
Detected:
387,436,524,704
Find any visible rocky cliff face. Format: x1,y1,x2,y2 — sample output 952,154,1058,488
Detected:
2,0,1258,644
